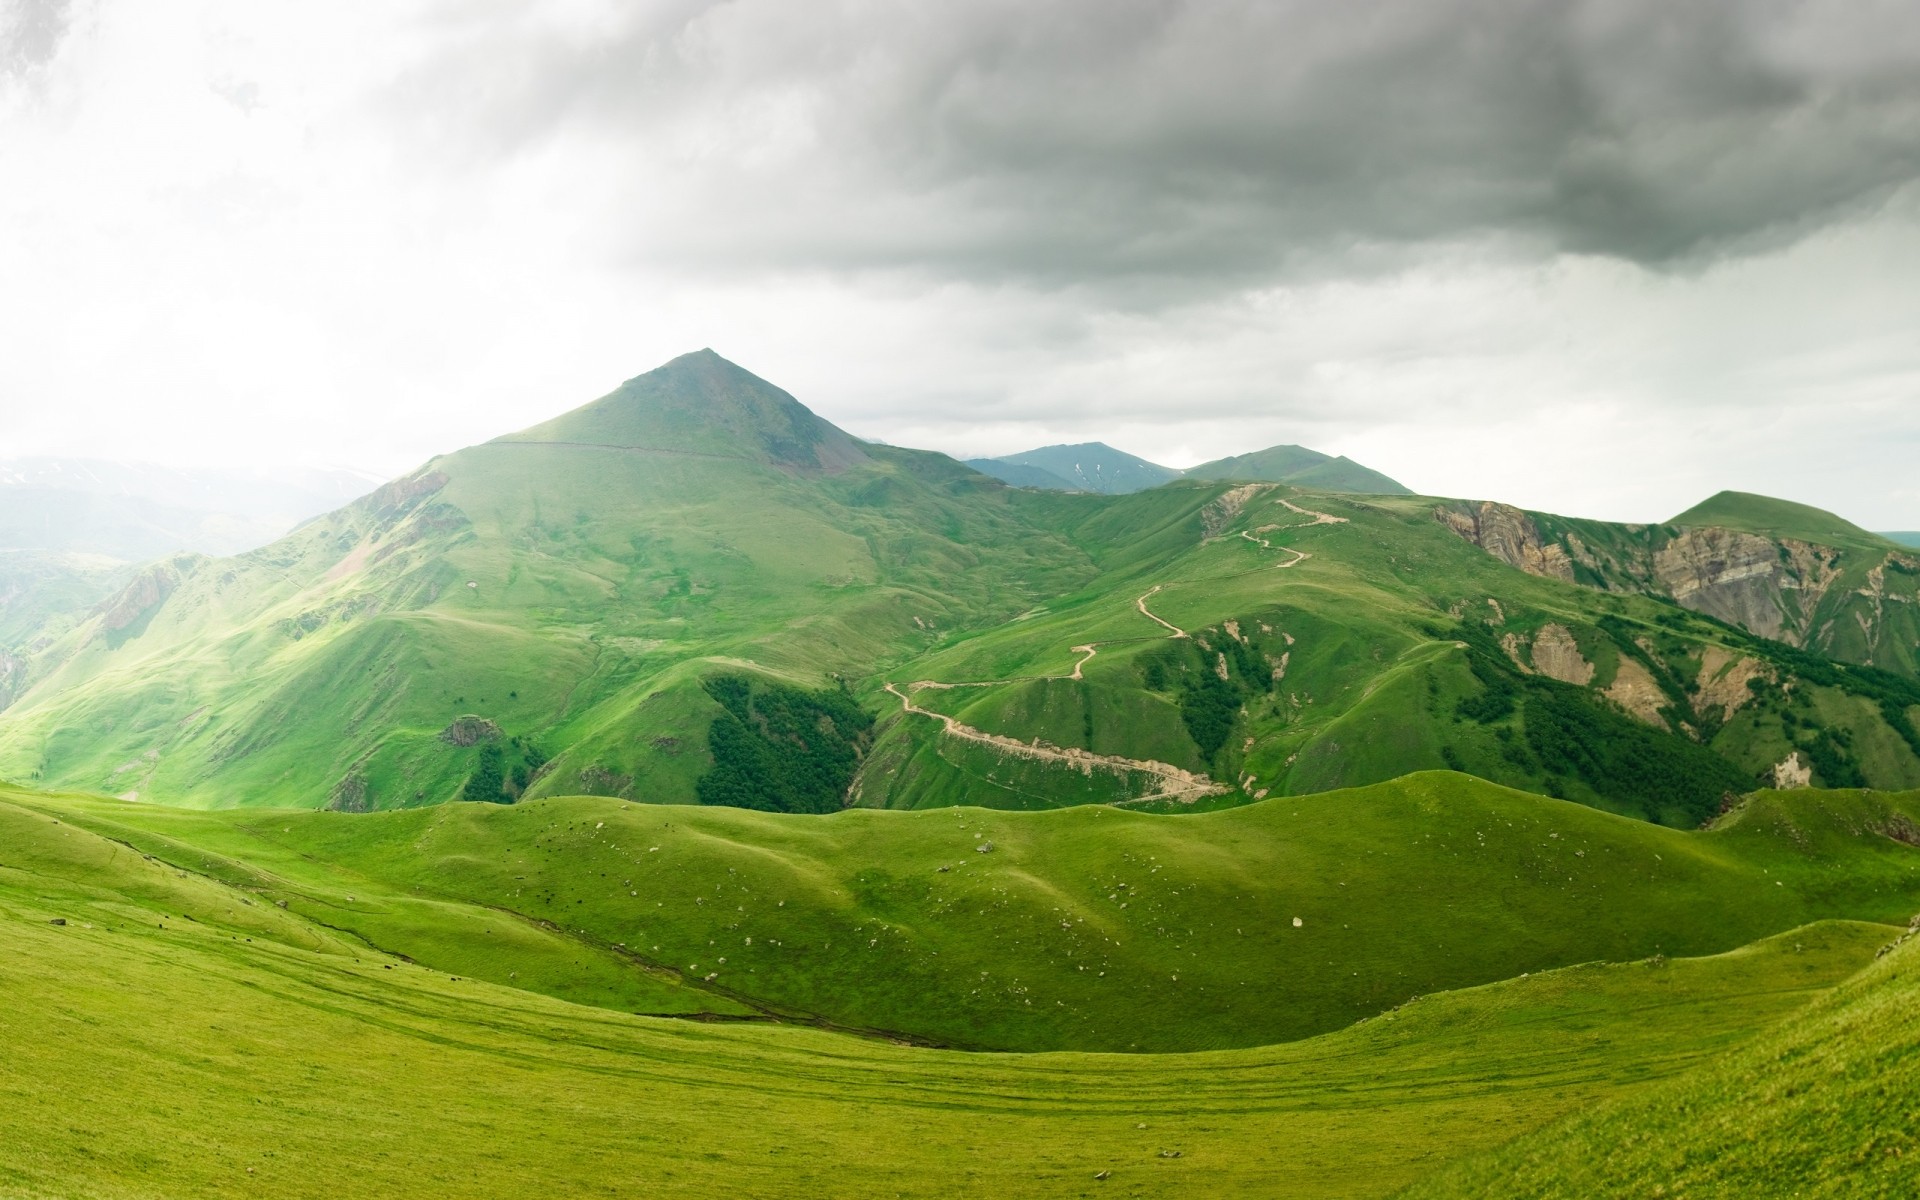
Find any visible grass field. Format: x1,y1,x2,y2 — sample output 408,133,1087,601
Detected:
15,775,1920,1055
1,780,1910,1199
1407,926,1920,1199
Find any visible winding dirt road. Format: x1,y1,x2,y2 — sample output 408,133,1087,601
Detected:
884,491,1346,805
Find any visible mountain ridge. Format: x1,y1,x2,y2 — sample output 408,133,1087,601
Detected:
970,440,1412,495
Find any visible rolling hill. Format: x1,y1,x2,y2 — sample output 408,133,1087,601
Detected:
1182,444,1412,494
19,774,1920,1053
3,775,1917,1196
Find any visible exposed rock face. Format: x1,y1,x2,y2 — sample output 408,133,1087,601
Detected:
1435,503,1575,583
1529,623,1595,685
1695,647,1768,722
1605,656,1669,727
95,557,198,635
1202,485,1266,539
1772,751,1812,789
1653,528,1779,627
0,650,26,711
327,772,372,812
439,716,503,747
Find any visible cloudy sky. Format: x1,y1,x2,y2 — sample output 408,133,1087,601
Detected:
3,0,1919,526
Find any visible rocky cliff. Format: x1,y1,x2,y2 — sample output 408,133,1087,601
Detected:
1439,500,1920,676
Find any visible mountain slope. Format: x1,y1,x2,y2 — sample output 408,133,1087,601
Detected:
970,441,1412,496
860,483,1920,816
1184,444,1411,494
1671,489,1899,551
0,352,1095,810
963,457,1082,490
988,442,1180,494
1408,915,1920,1199
3,352,1913,822
1440,494,1920,676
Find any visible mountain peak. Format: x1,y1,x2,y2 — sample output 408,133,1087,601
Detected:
498,351,868,472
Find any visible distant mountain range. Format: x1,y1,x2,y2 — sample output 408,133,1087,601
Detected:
3,348,1915,819
0,458,385,560
1885,531,1920,547
966,441,1411,495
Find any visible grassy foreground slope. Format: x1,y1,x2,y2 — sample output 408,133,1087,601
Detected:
0,784,1905,1199
22,775,1920,1053
1406,927,1920,1199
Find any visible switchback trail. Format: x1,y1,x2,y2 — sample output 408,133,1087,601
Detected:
882,491,1349,805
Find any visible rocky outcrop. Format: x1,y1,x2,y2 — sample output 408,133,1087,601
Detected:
1695,647,1768,722
0,650,26,711
1436,503,1575,583
1650,529,1841,645
94,556,200,636
439,715,502,747
1605,656,1669,727
1202,485,1267,539
1771,751,1812,789
1529,624,1595,685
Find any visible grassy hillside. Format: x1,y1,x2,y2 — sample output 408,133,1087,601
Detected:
991,442,1180,494
1,780,1912,1198
0,354,1098,810
1445,493,1920,681
1184,445,1411,494
1407,922,1920,1198
866,484,1920,815
21,775,1920,1054
964,457,1081,490
1671,489,1896,550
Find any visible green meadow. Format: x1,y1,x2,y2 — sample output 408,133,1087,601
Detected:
4,778,1917,1198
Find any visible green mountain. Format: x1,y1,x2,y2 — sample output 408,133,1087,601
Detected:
962,457,1080,490
1440,493,1920,675
1183,444,1412,494
2,351,1917,825
1671,489,1899,551
982,441,1180,494
1881,531,1920,548
968,440,1412,495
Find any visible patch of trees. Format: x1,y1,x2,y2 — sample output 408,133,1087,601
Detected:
1521,680,1751,827
1141,626,1280,763
1646,606,1920,762
462,734,551,804
1451,620,1749,826
695,675,875,813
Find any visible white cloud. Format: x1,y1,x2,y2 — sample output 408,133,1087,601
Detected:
0,0,1916,528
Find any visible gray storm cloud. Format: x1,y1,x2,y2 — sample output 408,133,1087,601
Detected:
0,0,70,76
397,0,1920,288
